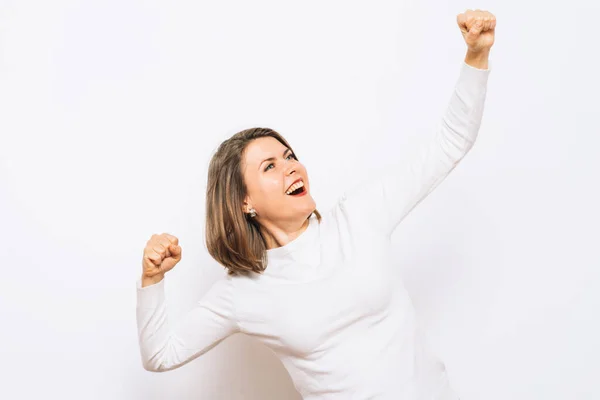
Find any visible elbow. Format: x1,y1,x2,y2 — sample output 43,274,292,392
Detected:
140,350,190,373
142,358,166,372
140,350,173,373
142,359,181,373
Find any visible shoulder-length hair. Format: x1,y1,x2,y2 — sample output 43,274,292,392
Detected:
205,127,321,276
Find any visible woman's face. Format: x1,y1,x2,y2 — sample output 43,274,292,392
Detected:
242,136,316,224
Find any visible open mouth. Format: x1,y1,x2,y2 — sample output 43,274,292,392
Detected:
287,186,306,196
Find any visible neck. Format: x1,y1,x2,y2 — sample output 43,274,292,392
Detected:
260,216,310,250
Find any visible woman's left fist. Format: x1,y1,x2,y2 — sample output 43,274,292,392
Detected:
457,9,496,53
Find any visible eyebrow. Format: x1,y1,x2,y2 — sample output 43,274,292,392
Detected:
260,148,291,171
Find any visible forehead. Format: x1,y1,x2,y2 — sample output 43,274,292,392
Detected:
243,136,288,167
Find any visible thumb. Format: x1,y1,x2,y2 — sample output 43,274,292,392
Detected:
169,243,182,259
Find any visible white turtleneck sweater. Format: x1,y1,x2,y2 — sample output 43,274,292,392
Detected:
136,60,491,399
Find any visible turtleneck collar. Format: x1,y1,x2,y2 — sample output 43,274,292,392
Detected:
262,213,321,278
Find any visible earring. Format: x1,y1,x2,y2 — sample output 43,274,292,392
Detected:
248,208,257,218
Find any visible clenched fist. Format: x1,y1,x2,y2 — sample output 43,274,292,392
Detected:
457,9,496,53
141,233,182,286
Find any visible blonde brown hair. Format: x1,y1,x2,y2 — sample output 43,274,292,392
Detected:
205,127,321,275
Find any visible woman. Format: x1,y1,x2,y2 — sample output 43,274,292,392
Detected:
137,9,496,399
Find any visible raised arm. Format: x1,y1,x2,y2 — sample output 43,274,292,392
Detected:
338,10,495,238
136,232,238,371
136,276,239,372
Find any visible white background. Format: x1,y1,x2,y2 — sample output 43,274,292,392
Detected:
1,0,599,399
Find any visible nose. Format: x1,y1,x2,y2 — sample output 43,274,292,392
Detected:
284,160,296,176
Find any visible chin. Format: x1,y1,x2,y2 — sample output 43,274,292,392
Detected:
304,197,317,214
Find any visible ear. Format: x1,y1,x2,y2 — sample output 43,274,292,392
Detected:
243,196,252,213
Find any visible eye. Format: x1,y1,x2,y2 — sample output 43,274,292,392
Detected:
264,153,296,172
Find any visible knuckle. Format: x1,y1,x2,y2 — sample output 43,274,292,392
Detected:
165,233,178,244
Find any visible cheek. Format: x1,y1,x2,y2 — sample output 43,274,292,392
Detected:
299,166,310,185
262,176,283,195
247,173,277,193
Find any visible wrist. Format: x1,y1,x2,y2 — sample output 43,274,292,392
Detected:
465,49,490,70
141,273,164,287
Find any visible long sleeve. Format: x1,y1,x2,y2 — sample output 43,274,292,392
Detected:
136,276,239,372
339,60,491,238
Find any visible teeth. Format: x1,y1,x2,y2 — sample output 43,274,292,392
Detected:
286,181,304,195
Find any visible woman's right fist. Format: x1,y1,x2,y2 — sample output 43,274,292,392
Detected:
142,233,182,279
